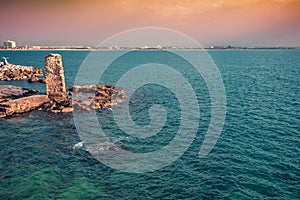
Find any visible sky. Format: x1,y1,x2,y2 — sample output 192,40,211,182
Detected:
0,0,299,47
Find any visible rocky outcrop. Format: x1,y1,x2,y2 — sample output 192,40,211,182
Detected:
0,95,50,118
0,64,43,81
0,53,126,117
28,76,45,83
72,84,126,111
0,85,48,117
0,85,38,101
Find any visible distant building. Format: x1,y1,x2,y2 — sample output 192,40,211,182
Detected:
3,40,16,48
32,46,41,50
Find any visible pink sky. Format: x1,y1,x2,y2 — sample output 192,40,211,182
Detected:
1,0,299,47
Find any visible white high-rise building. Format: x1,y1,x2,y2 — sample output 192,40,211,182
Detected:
3,40,17,48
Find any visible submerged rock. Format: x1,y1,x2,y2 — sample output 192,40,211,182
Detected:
0,85,38,101
72,84,126,110
28,76,39,83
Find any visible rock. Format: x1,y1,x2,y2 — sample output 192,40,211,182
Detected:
61,107,74,113
28,76,39,83
72,84,126,111
0,95,50,117
50,109,61,113
0,54,126,117
39,78,46,83
0,64,43,81
0,85,38,101
45,54,67,104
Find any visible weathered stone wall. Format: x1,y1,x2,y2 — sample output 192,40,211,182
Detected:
45,54,67,104
0,95,50,118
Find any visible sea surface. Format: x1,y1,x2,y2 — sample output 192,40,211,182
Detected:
0,50,299,199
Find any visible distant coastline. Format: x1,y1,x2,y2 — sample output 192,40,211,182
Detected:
0,46,299,50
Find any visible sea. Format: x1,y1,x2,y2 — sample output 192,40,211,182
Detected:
0,49,299,199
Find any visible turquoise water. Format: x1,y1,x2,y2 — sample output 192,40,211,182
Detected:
0,50,299,199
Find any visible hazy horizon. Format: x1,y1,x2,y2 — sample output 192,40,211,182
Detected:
1,0,299,47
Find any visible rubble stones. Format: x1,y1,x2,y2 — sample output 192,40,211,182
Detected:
72,84,126,111
0,64,43,81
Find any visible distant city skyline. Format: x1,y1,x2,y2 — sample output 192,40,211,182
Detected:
1,0,299,47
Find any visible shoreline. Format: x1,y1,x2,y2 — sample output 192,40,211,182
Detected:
0,47,299,51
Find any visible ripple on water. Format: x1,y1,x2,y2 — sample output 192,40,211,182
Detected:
0,50,300,199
